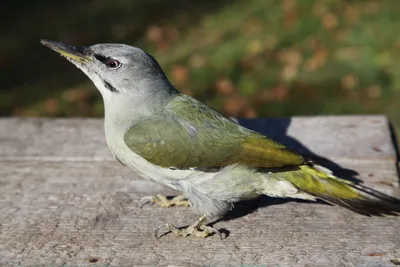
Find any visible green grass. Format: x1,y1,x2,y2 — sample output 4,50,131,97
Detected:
2,0,400,135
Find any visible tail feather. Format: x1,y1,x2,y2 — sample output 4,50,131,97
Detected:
279,164,400,216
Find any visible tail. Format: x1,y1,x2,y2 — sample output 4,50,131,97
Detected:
277,164,400,216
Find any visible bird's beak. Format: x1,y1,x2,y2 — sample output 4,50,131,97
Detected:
41,39,92,63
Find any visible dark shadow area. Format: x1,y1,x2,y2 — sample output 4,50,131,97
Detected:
220,196,329,222
388,121,400,193
210,117,363,220
238,117,361,182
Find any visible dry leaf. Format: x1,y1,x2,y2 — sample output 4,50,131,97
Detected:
44,99,60,113
313,2,327,17
305,47,327,71
165,26,180,42
273,84,289,101
243,107,257,118
322,12,338,29
215,77,235,95
364,1,380,15
63,88,88,102
281,66,298,81
279,49,303,67
223,95,247,116
366,85,382,98
341,75,359,90
146,26,163,42
171,65,189,86
345,5,360,24
247,39,263,55
189,54,206,68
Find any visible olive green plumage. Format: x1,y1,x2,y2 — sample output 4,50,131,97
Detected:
125,94,400,216
124,95,303,169
277,165,400,216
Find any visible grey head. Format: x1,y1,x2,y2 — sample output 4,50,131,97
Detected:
41,40,177,99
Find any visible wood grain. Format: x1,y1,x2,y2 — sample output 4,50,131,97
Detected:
0,116,399,267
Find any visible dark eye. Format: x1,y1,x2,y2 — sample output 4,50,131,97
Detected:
106,59,121,69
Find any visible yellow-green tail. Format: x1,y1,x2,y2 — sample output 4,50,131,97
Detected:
279,164,400,216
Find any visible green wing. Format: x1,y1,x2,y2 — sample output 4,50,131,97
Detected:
124,95,303,169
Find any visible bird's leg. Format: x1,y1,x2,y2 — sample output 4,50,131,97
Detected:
155,214,223,239
139,194,190,208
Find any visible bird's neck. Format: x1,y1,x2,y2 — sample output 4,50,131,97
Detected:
102,90,179,143
102,94,151,172
100,82,179,163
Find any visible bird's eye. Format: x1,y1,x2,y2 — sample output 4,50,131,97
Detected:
106,59,121,69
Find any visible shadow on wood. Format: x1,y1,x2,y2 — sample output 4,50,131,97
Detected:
213,117,400,225
238,117,361,183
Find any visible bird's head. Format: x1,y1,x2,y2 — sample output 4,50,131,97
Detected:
41,40,176,101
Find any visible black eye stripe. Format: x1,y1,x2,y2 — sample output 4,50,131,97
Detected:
94,54,121,69
94,54,109,64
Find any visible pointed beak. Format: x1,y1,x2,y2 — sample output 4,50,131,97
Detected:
41,39,92,63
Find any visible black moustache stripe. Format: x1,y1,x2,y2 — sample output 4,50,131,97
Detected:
103,80,119,93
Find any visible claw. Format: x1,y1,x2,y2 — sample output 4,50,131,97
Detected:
154,215,224,239
155,223,170,239
139,196,154,208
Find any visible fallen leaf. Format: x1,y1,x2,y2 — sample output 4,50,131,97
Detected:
313,2,327,17
146,26,163,42
305,47,327,71
171,65,189,86
366,85,382,99
165,26,180,42
247,39,263,55
364,1,380,15
322,12,338,29
215,77,235,95
345,5,360,24
243,107,257,118
63,88,88,102
341,75,359,90
43,99,60,114
189,54,206,68
273,84,289,101
223,95,247,116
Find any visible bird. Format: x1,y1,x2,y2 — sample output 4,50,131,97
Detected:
41,39,400,239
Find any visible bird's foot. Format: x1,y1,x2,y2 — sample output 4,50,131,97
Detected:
139,194,190,208
155,215,223,239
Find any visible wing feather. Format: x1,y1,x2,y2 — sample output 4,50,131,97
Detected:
124,95,303,169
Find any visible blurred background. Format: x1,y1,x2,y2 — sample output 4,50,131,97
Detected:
2,0,400,133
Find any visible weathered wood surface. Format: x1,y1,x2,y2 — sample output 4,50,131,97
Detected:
0,116,399,267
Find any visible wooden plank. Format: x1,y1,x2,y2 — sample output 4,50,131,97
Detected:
0,116,399,266
0,115,396,161
238,115,397,160
0,118,111,161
